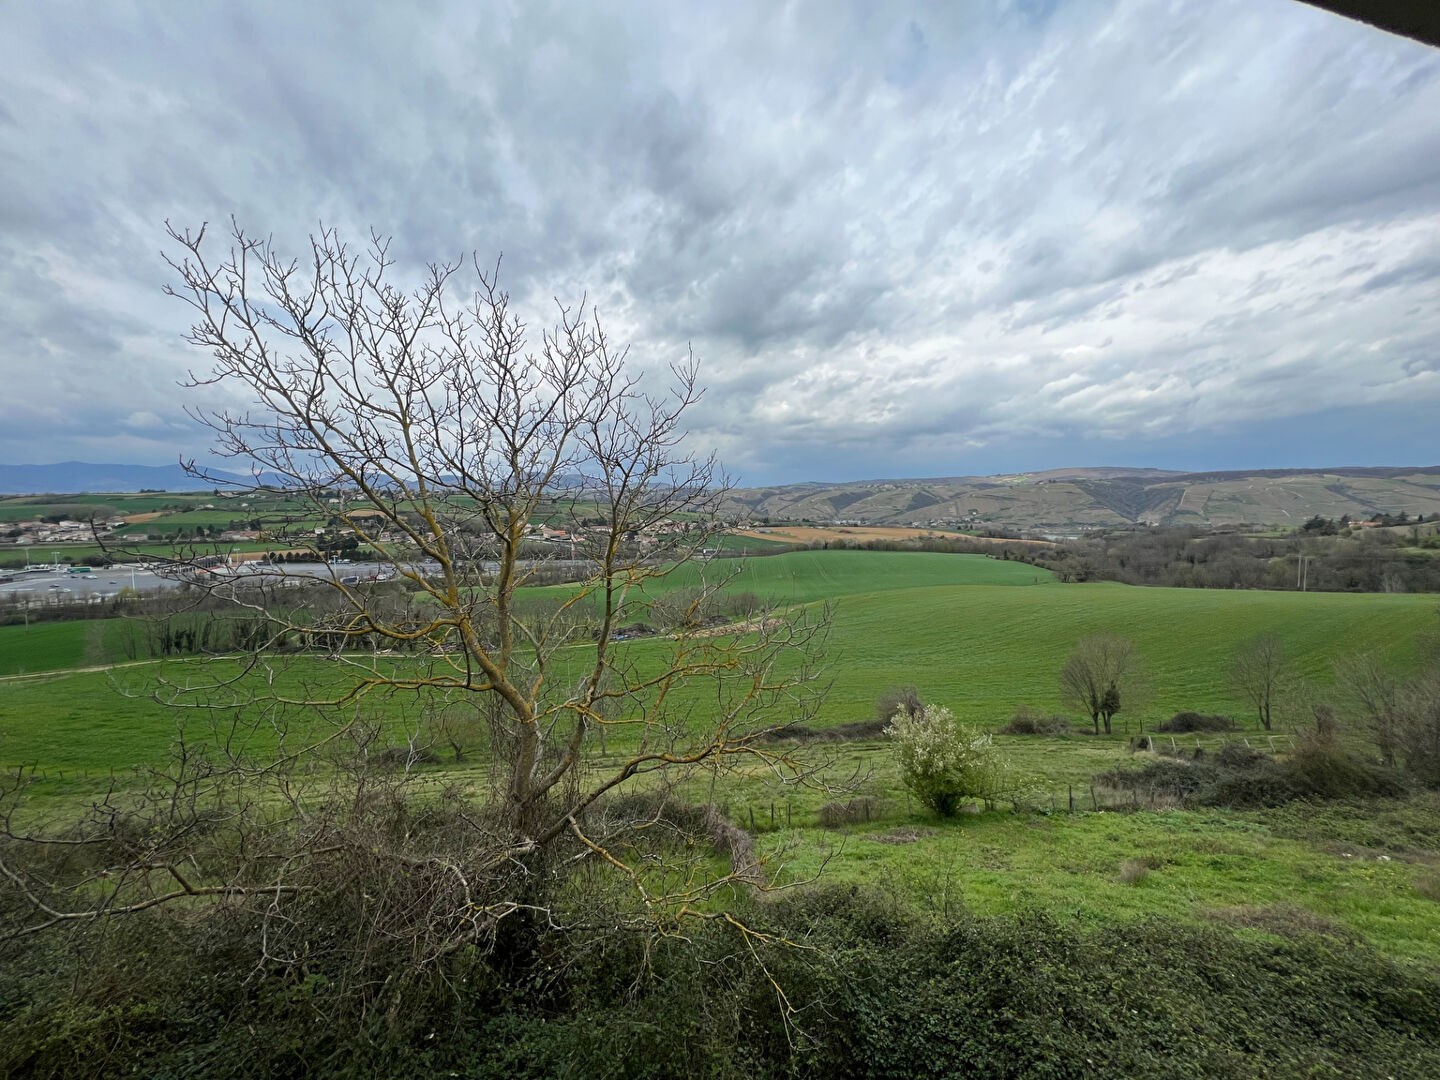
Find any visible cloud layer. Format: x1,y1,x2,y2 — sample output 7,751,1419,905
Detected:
2,0,1437,483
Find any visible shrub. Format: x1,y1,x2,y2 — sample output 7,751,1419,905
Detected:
760,718,888,743
1213,742,1266,769
1155,711,1236,733
818,796,885,829
888,704,1030,817
1099,738,1411,808
875,685,923,723
370,744,441,768
1284,739,1410,800
1096,756,1216,799
999,707,1072,735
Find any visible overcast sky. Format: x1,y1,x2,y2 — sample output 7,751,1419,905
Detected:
1,1,1437,486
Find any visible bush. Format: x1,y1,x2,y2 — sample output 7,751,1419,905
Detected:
1096,756,1216,798
1284,739,1410,800
761,718,888,743
888,705,1030,817
1099,738,1411,808
370,745,441,768
875,685,923,723
9,886,1440,1077
818,796,885,829
1155,711,1236,733
998,707,1072,735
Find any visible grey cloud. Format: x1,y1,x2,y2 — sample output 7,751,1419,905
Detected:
1,0,1438,482
1363,253,1440,292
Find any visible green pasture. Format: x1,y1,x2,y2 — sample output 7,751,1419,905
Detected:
526,548,1050,611
709,531,794,553
813,580,1436,727
763,801,1440,964
2,548,1438,966
0,493,213,521
669,547,1047,602
0,619,142,676
0,655,439,788
3,550,1436,755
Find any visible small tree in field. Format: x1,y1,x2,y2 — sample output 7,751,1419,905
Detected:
1230,633,1290,731
887,704,1025,817
1060,634,1141,735
875,685,923,723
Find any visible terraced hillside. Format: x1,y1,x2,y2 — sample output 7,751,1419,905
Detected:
723,465,1440,530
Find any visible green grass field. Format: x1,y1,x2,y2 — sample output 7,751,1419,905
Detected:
3,550,1435,755
3,549,1438,964
0,619,142,676
763,800,1440,963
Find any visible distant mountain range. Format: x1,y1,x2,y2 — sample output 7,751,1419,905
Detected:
721,465,1440,530
0,462,246,495
5,461,1440,530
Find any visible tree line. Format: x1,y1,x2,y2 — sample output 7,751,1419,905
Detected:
1027,524,1440,592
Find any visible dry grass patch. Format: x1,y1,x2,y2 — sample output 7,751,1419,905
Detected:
1206,903,1358,942
1116,858,1152,885
1416,868,1440,903
871,826,937,845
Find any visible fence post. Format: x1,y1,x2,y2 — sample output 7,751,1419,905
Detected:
1068,785,1074,812
1090,784,1098,811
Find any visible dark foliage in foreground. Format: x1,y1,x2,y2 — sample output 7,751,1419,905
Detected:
4,885,1439,1079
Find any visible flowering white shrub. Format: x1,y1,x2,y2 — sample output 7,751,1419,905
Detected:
887,705,1028,817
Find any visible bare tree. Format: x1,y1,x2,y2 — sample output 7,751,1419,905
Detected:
2,222,829,1007
1337,637,1440,781
876,685,924,723
1335,650,1401,767
1059,634,1140,735
1229,633,1291,731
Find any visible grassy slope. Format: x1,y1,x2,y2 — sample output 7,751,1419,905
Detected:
656,547,1046,603
3,549,1438,962
2,552,1433,779
768,803,1440,963
0,619,140,676
817,580,1435,725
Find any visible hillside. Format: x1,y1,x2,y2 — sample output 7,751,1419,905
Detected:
8,461,1440,531
723,465,1440,531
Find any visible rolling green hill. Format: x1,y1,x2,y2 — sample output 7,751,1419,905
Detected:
3,551,1433,781
724,465,1440,530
